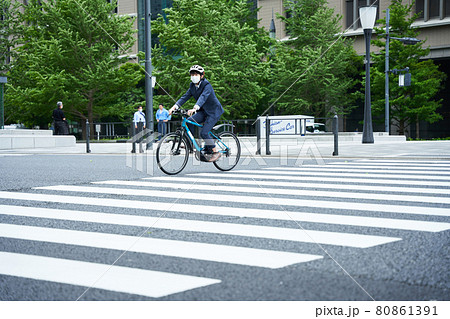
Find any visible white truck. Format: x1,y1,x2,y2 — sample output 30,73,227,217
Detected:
306,122,327,134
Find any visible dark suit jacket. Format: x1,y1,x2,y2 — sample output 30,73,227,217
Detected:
52,108,65,121
176,79,224,119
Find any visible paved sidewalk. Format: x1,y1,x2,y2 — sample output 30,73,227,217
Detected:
0,139,449,159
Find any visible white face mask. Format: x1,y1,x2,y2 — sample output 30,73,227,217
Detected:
191,75,201,84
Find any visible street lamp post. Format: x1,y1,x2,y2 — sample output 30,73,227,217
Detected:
145,0,154,149
0,76,6,130
269,10,276,116
360,6,377,144
385,8,390,134
384,8,420,134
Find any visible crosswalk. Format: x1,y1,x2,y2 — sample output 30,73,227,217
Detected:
0,159,449,299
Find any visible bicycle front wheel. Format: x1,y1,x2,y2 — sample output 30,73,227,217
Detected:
156,132,189,175
213,131,241,171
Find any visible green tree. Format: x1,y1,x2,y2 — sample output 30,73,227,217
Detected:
96,62,146,123
269,0,359,118
152,0,271,119
0,0,21,73
5,0,139,135
370,0,446,137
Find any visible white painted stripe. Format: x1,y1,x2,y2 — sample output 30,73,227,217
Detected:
192,173,450,187
263,166,450,175
0,223,321,268
356,160,450,165
93,180,450,205
0,251,220,298
0,205,400,248
327,162,450,169
240,169,450,181
0,199,447,233
143,176,450,195
32,186,450,217
301,164,450,171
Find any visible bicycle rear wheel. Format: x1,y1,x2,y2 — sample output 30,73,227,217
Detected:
213,131,240,171
156,132,189,175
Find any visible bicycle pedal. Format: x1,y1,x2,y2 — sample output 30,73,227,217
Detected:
199,153,211,162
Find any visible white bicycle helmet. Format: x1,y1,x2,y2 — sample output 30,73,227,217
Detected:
189,65,204,75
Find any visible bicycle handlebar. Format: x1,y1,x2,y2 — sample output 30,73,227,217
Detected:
172,108,190,116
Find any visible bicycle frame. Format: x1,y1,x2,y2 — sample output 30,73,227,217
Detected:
180,116,229,155
156,110,240,175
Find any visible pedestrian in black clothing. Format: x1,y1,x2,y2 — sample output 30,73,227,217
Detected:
52,101,69,135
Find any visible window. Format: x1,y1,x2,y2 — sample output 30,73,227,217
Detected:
346,0,353,28
106,0,118,14
138,0,174,53
284,0,297,35
430,0,440,18
346,0,379,30
416,0,425,19
416,0,450,20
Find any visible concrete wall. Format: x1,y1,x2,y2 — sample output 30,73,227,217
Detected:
0,130,76,150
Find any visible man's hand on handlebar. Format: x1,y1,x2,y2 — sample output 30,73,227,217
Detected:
187,105,200,117
168,104,179,115
170,104,200,117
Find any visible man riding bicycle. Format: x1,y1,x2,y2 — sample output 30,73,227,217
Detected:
169,65,224,162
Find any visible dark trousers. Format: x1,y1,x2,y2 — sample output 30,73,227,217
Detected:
187,110,219,153
132,122,145,152
54,120,69,135
157,121,167,138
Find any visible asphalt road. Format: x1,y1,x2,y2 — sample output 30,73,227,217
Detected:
0,153,449,301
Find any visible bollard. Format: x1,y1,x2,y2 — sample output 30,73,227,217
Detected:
131,121,136,153
332,114,338,156
256,116,261,155
86,119,91,153
146,128,153,150
301,118,306,136
265,115,271,155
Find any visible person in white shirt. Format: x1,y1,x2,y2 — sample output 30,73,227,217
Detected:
132,105,146,153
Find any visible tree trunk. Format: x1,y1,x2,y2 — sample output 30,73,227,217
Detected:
398,120,405,136
416,115,420,139
87,90,95,140
81,119,86,140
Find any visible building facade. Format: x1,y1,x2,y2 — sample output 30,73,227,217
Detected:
258,0,450,57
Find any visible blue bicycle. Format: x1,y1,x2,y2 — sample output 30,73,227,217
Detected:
156,109,241,175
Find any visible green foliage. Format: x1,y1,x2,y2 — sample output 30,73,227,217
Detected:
370,0,446,135
152,0,271,119
0,0,21,73
97,62,146,122
5,0,140,130
269,0,359,118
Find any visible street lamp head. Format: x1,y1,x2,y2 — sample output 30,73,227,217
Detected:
269,8,276,39
401,37,421,45
269,19,276,39
359,6,378,30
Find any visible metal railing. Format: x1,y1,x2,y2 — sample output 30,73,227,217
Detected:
87,115,339,157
